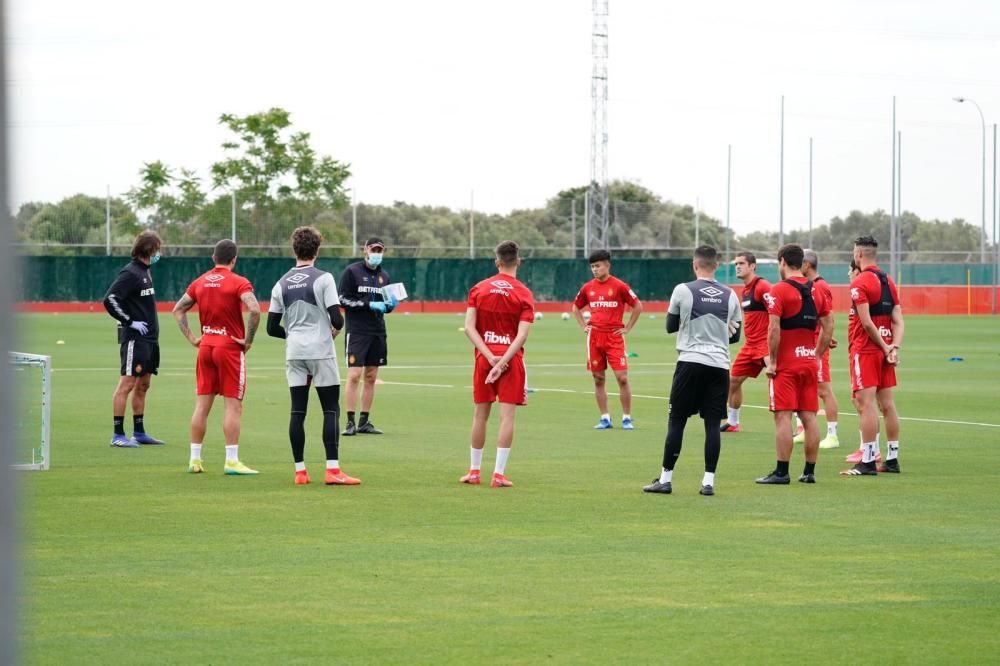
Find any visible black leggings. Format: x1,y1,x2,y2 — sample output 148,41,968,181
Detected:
289,384,341,464
661,416,721,473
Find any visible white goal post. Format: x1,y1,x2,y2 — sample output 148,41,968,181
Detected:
9,351,51,471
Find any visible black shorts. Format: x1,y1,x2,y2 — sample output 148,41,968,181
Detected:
120,338,160,377
345,333,387,368
668,360,728,420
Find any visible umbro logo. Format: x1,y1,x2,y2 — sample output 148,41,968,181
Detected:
206,274,224,282
699,286,724,298
490,280,513,290
287,273,309,284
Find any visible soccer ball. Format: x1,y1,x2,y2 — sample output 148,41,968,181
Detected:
534,312,544,321
561,312,570,321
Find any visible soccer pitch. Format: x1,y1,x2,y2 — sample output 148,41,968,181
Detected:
14,312,1000,664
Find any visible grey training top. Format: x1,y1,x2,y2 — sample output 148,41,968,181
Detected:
667,278,743,370
270,266,341,360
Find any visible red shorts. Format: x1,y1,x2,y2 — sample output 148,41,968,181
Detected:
586,329,627,372
731,345,768,378
769,364,818,412
196,344,246,399
849,350,896,393
473,353,527,405
818,350,831,383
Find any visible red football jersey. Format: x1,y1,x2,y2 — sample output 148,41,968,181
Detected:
185,267,254,348
811,277,834,345
848,265,900,354
467,273,535,356
765,277,831,368
741,277,772,349
573,276,639,332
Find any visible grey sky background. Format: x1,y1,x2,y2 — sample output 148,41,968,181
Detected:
8,0,1000,240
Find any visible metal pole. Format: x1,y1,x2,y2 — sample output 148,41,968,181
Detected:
106,184,112,256
898,130,903,283
571,198,577,258
779,95,784,246
891,97,897,281
351,187,357,256
808,137,813,249
230,191,236,244
694,197,700,248
584,190,590,257
726,144,731,283
953,97,988,263
469,189,474,259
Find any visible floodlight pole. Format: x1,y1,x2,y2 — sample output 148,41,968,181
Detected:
231,191,237,244
106,184,112,256
469,189,475,259
953,97,987,264
808,137,813,249
891,97,897,281
351,187,357,256
779,95,784,247
726,144,731,283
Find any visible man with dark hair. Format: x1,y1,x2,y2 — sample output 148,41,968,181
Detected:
572,249,643,429
461,240,535,488
102,229,165,448
339,237,398,435
842,235,904,476
756,243,834,485
720,251,773,432
268,226,358,485
644,245,742,496
792,249,841,449
173,239,261,475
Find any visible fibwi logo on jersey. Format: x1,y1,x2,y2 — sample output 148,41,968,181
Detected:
878,325,892,339
483,330,512,345
202,325,228,336
794,345,816,358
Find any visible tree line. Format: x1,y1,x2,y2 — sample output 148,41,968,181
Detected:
11,108,989,261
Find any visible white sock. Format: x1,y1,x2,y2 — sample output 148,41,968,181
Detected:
859,431,864,447
327,459,339,470
728,407,740,425
795,416,803,432
827,421,838,437
622,413,631,421
887,440,899,461
190,443,202,460
470,447,483,471
862,441,878,463
601,413,610,422
659,468,673,484
494,448,511,475
294,461,306,472
702,471,715,487
225,444,239,462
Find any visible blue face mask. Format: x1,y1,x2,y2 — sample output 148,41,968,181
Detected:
150,252,161,265
367,252,383,268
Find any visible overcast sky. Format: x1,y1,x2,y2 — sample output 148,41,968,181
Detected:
8,0,1000,240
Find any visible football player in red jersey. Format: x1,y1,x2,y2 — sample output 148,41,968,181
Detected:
461,241,535,488
792,249,841,449
721,252,773,432
572,249,643,430
755,244,833,485
173,239,261,475
842,235,904,476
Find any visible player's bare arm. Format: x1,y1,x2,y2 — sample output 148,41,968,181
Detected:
815,313,834,358
854,302,893,355
571,304,590,332
172,293,201,348
616,300,643,336
232,291,261,352
486,320,532,384
888,305,904,365
463,307,501,365
765,314,781,377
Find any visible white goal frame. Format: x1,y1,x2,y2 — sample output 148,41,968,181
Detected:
9,351,51,471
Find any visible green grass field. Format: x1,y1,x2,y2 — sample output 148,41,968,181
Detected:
13,311,1000,664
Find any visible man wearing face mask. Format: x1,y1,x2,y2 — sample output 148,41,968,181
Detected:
338,237,398,435
102,229,166,448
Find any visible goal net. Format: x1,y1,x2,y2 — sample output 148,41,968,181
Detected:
9,352,51,471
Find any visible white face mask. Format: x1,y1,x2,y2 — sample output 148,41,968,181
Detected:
150,252,161,265
367,252,383,267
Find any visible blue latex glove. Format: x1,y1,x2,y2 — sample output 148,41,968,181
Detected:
129,320,149,335
387,294,399,309
369,301,387,314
